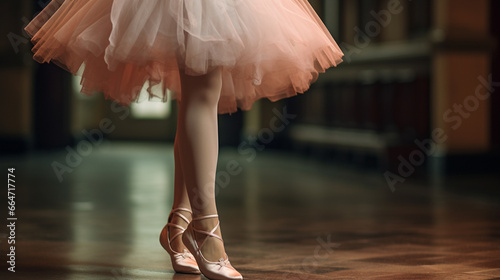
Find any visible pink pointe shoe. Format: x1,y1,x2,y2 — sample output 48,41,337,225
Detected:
159,208,201,274
182,214,243,280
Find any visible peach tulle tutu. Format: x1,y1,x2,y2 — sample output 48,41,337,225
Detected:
26,0,344,114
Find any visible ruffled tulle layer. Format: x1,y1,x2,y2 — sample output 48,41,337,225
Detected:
26,0,343,114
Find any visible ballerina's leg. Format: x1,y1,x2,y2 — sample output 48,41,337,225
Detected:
176,67,228,262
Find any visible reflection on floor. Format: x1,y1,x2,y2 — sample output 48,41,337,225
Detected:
0,142,499,280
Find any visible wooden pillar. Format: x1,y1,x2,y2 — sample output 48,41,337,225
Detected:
430,0,495,173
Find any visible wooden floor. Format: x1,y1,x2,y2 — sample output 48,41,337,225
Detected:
1,142,499,280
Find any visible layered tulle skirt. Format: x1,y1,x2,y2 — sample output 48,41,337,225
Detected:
26,0,344,114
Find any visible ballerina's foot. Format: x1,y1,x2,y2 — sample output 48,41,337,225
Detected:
193,218,228,262
183,214,243,280
159,208,200,274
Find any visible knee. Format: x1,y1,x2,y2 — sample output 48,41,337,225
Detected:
181,68,222,106
186,88,221,106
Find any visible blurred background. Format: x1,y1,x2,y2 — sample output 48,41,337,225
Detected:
0,1,500,279
1,0,499,174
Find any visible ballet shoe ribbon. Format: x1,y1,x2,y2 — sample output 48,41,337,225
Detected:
217,258,229,270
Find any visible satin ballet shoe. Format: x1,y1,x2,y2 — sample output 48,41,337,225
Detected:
159,208,201,274
182,214,243,280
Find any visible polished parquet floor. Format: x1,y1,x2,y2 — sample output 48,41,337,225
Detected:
1,142,499,280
